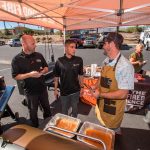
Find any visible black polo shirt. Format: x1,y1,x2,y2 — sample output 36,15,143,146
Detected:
11,51,48,95
54,55,83,96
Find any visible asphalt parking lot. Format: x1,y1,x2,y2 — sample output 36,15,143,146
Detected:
0,44,150,150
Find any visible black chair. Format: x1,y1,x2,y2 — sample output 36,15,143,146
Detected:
44,61,56,90
44,70,55,90
0,86,19,121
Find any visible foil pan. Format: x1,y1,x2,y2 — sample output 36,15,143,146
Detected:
44,113,81,138
77,121,115,150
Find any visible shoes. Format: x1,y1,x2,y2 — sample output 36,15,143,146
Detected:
143,111,150,123
115,128,122,135
0,123,3,135
143,117,150,123
21,99,28,107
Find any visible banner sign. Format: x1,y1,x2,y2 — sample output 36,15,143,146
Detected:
126,78,150,112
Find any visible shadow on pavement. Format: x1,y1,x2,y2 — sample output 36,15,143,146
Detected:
49,98,92,116
125,107,146,116
78,100,92,115
49,98,62,116
1,117,50,133
1,117,31,132
115,127,150,150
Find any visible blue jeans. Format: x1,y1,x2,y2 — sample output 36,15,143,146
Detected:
60,92,80,117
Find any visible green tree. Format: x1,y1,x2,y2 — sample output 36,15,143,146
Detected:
120,26,143,33
23,28,34,35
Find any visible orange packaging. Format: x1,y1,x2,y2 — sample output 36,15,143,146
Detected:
80,77,99,106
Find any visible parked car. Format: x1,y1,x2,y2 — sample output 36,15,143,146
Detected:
0,40,5,46
96,32,110,49
139,30,150,44
69,35,85,48
83,37,97,48
143,32,150,50
8,38,22,47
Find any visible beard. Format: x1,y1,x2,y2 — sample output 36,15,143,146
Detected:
103,50,107,56
103,48,111,56
70,52,75,56
28,49,35,55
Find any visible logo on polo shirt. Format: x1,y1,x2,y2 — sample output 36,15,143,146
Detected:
36,59,41,62
73,64,79,67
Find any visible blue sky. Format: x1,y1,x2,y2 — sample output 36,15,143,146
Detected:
0,21,41,30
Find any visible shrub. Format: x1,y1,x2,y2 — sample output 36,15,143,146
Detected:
47,37,52,43
36,37,40,43
120,26,143,33
42,37,46,43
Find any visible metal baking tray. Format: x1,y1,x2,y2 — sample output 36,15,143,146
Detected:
77,121,115,150
44,113,81,138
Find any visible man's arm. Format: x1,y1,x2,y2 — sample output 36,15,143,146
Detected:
39,66,48,74
14,71,43,80
130,57,144,66
79,75,84,88
92,89,128,100
78,58,84,88
130,57,140,65
54,77,59,98
54,77,59,90
100,89,129,100
14,73,31,80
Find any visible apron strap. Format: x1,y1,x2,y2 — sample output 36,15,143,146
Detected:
113,54,121,71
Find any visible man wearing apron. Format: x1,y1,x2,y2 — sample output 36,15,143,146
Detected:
94,32,134,133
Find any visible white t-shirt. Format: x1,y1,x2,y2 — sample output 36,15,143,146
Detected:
102,53,134,90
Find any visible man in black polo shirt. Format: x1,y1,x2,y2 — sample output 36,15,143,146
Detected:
11,34,51,127
54,39,84,117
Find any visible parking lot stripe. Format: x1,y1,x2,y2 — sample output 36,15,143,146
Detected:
0,60,11,64
0,67,11,72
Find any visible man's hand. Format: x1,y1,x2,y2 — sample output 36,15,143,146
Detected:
143,60,148,65
30,71,42,78
80,88,84,97
138,61,143,66
39,67,48,75
54,89,59,100
138,60,147,66
91,89,100,99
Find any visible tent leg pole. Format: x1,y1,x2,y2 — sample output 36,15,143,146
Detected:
116,26,119,33
63,25,66,53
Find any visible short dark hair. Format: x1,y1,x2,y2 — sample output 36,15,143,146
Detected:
65,39,76,45
104,32,124,49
